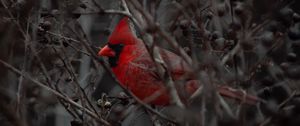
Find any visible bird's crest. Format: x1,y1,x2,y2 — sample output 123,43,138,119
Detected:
108,17,138,45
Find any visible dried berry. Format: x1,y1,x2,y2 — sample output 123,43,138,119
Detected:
41,21,51,31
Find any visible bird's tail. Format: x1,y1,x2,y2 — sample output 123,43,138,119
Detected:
217,86,260,105
185,80,261,105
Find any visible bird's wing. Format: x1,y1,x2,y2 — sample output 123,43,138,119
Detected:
158,48,193,80
126,47,260,105
128,46,193,80
128,52,161,81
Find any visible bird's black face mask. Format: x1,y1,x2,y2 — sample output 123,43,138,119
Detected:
107,43,124,67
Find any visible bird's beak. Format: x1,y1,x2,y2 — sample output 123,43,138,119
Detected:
98,45,116,57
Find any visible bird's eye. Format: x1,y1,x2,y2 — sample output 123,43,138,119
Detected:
108,43,124,54
107,43,124,67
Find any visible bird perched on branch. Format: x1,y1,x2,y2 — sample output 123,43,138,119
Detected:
98,17,259,106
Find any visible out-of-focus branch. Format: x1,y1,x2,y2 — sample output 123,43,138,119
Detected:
127,0,192,66
0,59,111,126
0,90,25,126
29,45,84,120
260,91,297,126
76,9,131,17
52,46,102,118
221,43,240,65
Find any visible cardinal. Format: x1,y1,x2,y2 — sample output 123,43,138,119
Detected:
98,17,259,106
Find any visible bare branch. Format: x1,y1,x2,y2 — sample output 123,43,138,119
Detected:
0,59,111,126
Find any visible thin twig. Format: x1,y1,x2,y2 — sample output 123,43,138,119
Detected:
127,0,192,66
221,43,240,65
0,59,111,126
52,47,102,118
72,10,131,17
260,91,296,126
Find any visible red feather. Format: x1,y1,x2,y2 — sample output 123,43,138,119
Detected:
108,17,138,45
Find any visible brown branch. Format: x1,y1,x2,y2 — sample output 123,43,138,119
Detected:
221,43,241,65
52,47,102,119
259,91,297,126
75,10,131,17
127,0,192,65
30,45,85,120
0,59,111,126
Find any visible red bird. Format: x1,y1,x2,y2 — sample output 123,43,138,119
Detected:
98,17,259,105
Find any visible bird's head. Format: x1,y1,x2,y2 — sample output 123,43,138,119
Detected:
98,17,138,67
